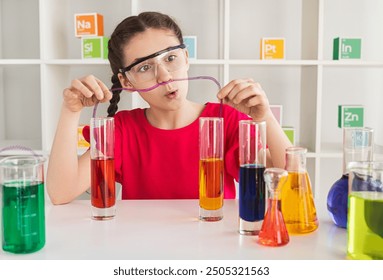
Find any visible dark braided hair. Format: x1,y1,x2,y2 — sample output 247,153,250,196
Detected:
107,12,184,117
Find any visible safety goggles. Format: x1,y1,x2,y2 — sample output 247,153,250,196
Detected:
118,44,187,84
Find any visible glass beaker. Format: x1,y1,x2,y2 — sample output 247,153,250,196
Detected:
238,120,266,235
327,127,373,228
90,117,116,220
280,147,318,234
199,117,224,221
258,167,289,246
0,155,46,254
347,161,383,260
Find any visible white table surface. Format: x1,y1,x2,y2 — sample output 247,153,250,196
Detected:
0,199,347,260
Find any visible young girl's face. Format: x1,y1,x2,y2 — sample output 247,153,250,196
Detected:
120,28,190,111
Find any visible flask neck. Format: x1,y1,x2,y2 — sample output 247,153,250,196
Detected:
342,128,374,174
264,167,288,201
285,147,307,172
268,189,281,200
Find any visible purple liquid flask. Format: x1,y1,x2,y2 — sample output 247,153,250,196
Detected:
258,168,289,247
327,127,373,228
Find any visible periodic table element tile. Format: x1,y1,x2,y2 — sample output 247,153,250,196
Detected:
333,38,361,60
260,38,285,59
338,105,364,128
183,36,197,59
75,13,104,37
81,37,108,59
270,105,283,125
283,127,295,145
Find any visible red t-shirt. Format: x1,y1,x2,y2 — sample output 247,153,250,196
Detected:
87,103,251,199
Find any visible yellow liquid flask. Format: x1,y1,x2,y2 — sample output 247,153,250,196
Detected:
281,147,318,234
258,168,289,247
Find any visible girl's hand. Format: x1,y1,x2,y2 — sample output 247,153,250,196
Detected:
63,75,112,112
217,79,270,121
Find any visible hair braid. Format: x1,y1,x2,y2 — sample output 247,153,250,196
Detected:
107,74,122,117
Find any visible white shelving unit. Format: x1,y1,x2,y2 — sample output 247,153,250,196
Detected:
1,0,383,203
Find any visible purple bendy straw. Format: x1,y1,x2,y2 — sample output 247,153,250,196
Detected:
92,76,223,118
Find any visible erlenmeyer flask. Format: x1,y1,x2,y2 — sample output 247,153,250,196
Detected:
258,168,289,247
327,127,373,228
280,147,318,234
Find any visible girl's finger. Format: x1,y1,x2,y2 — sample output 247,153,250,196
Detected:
71,79,94,98
82,75,105,100
95,77,112,100
217,78,255,100
229,80,264,104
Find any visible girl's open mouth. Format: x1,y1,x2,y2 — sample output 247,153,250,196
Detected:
165,90,178,98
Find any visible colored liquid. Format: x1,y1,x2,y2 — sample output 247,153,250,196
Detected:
327,174,348,228
239,164,265,222
347,192,383,260
350,173,382,192
2,181,45,254
199,158,224,210
280,171,318,234
91,158,116,209
258,198,289,246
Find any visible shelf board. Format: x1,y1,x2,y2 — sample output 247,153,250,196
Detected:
189,59,225,65
317,152,343,159
45,59,318,66
321,60,383,67
190,59,317,66
2,59,383,67
306,152,317,158
305,152,342,159
44,59,110,65
0,59,41,65
227,59,318,66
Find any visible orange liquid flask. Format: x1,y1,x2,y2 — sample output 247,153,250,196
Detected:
281,147,318,234
258,168,290,247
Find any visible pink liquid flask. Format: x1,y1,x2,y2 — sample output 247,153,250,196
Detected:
258,168,289,247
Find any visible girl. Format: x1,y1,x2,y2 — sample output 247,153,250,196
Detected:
46,12,291,204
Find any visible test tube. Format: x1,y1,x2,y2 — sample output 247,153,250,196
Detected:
199,117,224,221
238,120,267,235
90,117,116,220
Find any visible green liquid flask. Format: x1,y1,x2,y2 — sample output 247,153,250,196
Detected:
347,161,383,260
1,156,46,254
